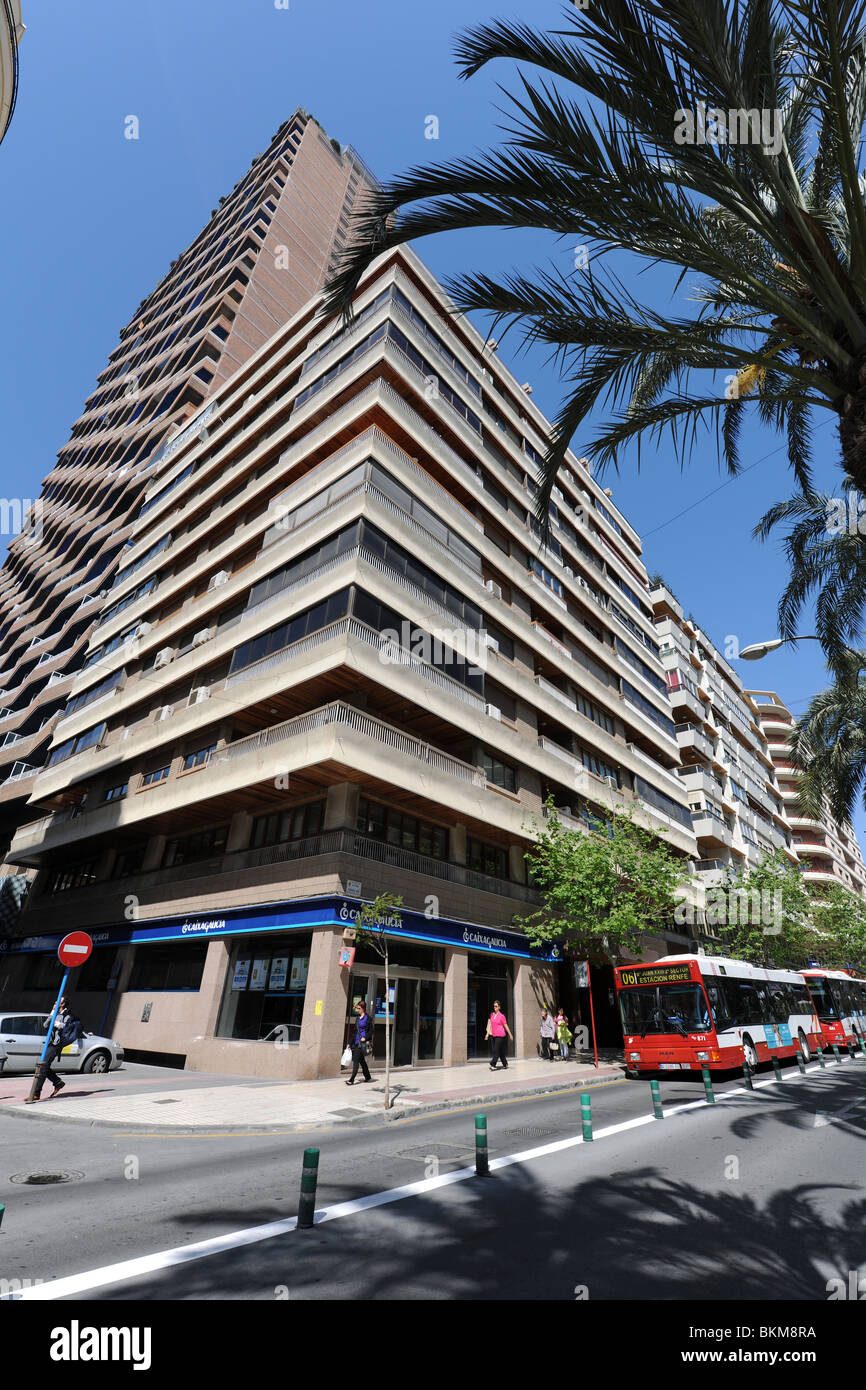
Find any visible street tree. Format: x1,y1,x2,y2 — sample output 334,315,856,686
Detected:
717,850,814,966
354,892,404,1111
518,800,691,963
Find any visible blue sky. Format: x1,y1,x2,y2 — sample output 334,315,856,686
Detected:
1,1,857,838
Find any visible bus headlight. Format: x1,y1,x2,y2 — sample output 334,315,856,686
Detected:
628,1051,641,1061
695,1050,710,1061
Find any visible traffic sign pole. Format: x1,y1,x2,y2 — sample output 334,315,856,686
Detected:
25,932,93,1105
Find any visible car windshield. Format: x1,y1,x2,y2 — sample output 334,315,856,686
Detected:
619,984,711,1036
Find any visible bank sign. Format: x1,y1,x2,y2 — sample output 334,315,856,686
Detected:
0,894,560,962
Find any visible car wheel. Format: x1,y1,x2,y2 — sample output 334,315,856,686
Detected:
742,1036,759,1070
798,1029,810,1061
82,1049,111,1074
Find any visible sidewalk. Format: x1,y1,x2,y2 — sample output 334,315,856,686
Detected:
0,1053,626,1132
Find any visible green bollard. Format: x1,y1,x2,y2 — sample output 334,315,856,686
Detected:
772,1056,782,1082
858,1035,866,1059
580,1092,593,1141
701,1065,715,1104
649,1079,663,1120
0,1203,4,1230
832,1044,842,1064
742,1059,754,1090
297,1147,320,1229
475,1113,489,1176
796,1052,806,1075
816,1045,826,1068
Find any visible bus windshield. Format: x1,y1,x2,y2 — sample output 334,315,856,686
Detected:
619,983,711,1036
805,978,841,1022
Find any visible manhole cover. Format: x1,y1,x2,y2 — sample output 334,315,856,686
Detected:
505,1127,555,1138
152,1098,181,1105
10,1171,84,1185
332,1107,369,1119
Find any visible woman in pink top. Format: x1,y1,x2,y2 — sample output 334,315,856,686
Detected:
486,1000,514,1071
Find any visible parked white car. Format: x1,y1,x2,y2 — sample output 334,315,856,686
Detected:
0,1013,123,1074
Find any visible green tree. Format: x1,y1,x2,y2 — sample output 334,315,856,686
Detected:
518,801,691,962
354,892,403,1110
789,650,866,823
717,850,814,965
325,1,866,561
811,882,866,968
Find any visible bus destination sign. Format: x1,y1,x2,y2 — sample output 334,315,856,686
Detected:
619,964,694,987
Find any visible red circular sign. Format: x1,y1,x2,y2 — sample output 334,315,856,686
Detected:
58,932,93,967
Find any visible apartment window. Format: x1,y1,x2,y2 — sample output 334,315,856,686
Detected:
580,748,620,786
127,943,208,992
529,558,564,598
63,667,124,718
104,782,128,802
164,825,228,868
467,838,509,880
44,857,100,895
481,750,517,792
46,721,107,768
356,798,448,860
352,588,485,694
251,801,325,848
635,775,692,828
622,680,676,738
141,764,171,787
111,842,147,879
181,744,216,771
575,691,615,736
229,588,351,674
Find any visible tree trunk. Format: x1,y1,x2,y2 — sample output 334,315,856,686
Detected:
837,371,866,489
384,952,391,1111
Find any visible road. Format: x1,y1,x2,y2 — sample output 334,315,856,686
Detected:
2,1058,865,1302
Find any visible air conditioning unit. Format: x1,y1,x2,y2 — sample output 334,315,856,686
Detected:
192,627,214,648
485,703,502,721
556,805,572,817
188,687,210,706
156,705,174,721
154,647,176,669
136,620,154,637
484,636,499,653
563,566,574,579
484,579,502,600
208,570,230,590
576,576,591,592
605,776,619,789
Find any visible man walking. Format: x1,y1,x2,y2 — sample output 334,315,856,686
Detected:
345,999,374,1085
25,998,83,1103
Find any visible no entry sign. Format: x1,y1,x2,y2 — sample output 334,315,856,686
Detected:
57,932,93,968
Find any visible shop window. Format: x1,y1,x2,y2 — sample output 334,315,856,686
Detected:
353,939,445,971
76,947,120,993
23,954,65,991
164,825,228,868
217,934,312,1042
127,943,208,992
111,842,147,879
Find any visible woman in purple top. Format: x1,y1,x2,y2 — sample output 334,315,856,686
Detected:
346,1000,374,1085
486,1000,514,1071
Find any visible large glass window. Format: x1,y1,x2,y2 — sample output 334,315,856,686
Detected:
481,749,517,792
356,798,448,860
217,934,312,1042
468,839,510,880
229,588,351,674
163,825,228,868
127,943,208,991
251,801,325,849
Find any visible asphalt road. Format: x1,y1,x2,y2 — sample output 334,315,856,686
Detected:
2,1058,864,1302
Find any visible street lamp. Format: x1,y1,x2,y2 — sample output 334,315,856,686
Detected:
738,635,823,661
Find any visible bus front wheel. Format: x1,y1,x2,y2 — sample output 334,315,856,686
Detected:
742,1037,759,1071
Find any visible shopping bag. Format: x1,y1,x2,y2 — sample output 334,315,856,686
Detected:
340,1046,352,1067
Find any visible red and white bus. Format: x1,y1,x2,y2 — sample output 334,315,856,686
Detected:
801,969,866,1049
615,955,820,1075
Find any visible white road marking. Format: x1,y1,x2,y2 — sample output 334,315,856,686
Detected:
11,1061,856,1301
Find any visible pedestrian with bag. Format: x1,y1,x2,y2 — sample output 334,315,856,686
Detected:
345,999,374,1085
539,1007,556,1061
555,1007,572,1061
486,999,513,1070
25,998,85,1103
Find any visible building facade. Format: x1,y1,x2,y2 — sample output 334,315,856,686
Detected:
747,689,866,900
652,584,796,910
0,109,373,874
2,241,701,1076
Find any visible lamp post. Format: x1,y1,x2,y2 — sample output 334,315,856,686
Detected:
738,635,824,661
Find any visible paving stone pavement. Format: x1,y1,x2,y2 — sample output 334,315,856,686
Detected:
0,1055,625,1131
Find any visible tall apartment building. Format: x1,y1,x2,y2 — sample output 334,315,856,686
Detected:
747,689,866,900
2,242,700,1077
0,109,374,877
651,584,795,901
0,1,23,146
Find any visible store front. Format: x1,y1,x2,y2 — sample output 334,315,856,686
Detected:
0,894,558,1078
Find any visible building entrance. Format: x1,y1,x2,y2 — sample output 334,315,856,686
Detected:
467,953,513,1059
347,969,443,1067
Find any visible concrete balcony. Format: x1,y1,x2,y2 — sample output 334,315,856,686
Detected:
676,765,725,800
667,685,705,722
690,810,733,848
675,724,715,761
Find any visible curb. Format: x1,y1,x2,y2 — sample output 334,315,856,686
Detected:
0,1067,626,1135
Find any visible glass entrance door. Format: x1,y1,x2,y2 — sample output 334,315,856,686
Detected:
392,979,418,1068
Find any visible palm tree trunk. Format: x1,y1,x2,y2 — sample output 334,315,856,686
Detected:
838,373,866,489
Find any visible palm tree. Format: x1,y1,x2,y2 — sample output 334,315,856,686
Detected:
755,477,866,671
323,1,866,535
790,650,866,823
